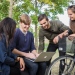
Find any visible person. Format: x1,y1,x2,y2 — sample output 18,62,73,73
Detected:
55,5,75,56
10,14,46,75
38,14,70,74
0,17,25,75
66,5,75,39
55,5,75,43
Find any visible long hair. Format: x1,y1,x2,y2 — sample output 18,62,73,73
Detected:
0,17,16,46
67,5,75,33
70,21,75,33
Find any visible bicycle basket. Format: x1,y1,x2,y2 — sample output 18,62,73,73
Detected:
66,38,75,53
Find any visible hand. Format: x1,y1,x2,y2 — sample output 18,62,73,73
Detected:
58,30,68,38
26,53,36,59
53,36,59,44
35,53,39,58
63,30,68,36
68,34,75,40
19,58,25,71
53,30,69,44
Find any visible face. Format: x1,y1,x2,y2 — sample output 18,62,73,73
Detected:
39,18,50,29
67,9,75,20
20,22,30,32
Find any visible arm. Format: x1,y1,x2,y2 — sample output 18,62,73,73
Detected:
12,31,38,59
0,37,25,70
0,42,16,66
53,30,68,44
9,46,25,71
68,34,75,40
57,20,69,32
12,48,28,57
12,48,37,59
16,57,25,71
53,21,70,44
9,51,25,71
12,48,30,57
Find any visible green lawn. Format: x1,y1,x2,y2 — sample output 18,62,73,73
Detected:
44,39,75,74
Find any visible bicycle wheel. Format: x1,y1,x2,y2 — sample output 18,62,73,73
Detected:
46,56,74,75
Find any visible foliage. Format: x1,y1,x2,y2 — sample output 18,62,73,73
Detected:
0,0,72,49
0,0,71,21
38,0,70,19
0,0,9,20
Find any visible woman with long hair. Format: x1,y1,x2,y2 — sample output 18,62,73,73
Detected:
53,5,75,43
67,5,75,39
0,17,25,75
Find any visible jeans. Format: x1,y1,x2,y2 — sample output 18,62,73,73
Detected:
10,62,21,75
23,57,46,75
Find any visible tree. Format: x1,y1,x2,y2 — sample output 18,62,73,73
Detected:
0,0,71,50
0,0,9,20
9,0,14,18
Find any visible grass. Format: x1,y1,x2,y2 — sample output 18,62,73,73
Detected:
49,51,75,75
44,38,75,74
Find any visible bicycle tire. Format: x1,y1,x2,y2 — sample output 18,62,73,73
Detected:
46,55,74,75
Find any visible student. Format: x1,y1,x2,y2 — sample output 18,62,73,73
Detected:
56,5,75,56
11,14,46,75
38,14,69,62
38,14,69,74
67,5,75,38
55,5,75,42
0,17,25,75
65,5,75,39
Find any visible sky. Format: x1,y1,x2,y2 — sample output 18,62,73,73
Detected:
58,11,70,26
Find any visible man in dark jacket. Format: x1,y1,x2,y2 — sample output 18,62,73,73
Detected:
38,14,69,75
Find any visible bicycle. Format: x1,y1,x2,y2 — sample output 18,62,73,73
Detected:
46,37,75,75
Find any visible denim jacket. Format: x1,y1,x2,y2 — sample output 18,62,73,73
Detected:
0,34,17,75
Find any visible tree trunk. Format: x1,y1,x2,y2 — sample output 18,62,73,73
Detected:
35,23,38,50
8,0,14,18
34,0,38,50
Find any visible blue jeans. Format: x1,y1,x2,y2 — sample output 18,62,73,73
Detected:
23,57,46,75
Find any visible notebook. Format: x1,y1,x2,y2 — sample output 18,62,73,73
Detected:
25,52,55,62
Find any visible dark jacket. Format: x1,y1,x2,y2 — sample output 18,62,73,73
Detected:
0,34,17,75
39,20,69,51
